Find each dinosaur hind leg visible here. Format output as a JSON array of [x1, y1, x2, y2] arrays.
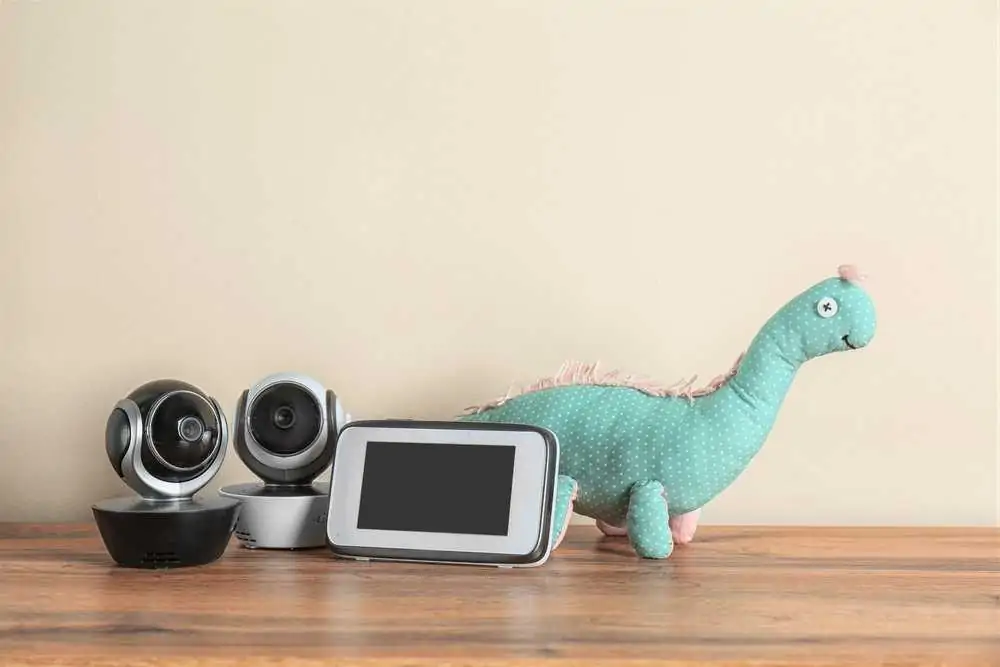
[[669, 509, 701, 545], [550, 475, 579, 550], [626, 480, 673, 559]]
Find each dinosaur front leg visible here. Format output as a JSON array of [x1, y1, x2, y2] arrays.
[[626, 480, 673, 559], [669, 509, 701, 545], [599, 508, 701, 544], [550, 475, 579, 549]]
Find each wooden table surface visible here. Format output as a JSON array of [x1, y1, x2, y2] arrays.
[[0, 523, 996, 666]]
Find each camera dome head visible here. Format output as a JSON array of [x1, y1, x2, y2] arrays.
[[105, 379, 229, 500], [234, 373, 347, 485]]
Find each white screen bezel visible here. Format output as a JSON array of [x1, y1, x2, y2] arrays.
[[327, 425, 550, 557]]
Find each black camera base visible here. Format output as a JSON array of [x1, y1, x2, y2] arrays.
[[92, 495, 240, 569]]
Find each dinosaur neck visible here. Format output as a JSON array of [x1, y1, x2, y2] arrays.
[[726, 325, 802, 426]]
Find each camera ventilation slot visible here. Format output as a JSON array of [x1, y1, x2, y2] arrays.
[[235, 530, 256, 544], [141, 551, 181, 566]]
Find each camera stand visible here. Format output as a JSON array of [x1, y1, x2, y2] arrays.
[[92, 495, 240, 569], [219, 480, 329, 549]]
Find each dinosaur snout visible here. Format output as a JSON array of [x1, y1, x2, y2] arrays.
[[843, 320, 875, 350]]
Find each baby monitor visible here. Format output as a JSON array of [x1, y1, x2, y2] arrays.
[[325, 420, 560, 567], [220, 373, 349, 549], [93, 379, 239, 568]]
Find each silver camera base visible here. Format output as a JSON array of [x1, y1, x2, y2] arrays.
[[219, 481, 329, 549]]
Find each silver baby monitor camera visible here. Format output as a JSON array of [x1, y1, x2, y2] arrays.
[[92, 379, 240, 569], [220, 373, 349, 549]]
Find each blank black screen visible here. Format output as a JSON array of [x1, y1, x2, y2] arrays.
[[356, 441, 516, 536]]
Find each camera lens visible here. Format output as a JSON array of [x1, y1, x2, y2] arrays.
[[146, 391, 220, 473], [177, 415, 205, 442], [272, 406, 296, 430], [249, 383, 321, 456]]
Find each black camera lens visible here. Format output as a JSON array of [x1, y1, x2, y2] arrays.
[[177, 415, 206, 442], [272, 406, 296, 430], [147, 391, 219, 474], [249, 383, 321, 457]]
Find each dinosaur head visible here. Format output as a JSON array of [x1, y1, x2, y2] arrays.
[[770, 264, 877, 363]]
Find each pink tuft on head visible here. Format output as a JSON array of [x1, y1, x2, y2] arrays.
[[838, 264, 865, 283]]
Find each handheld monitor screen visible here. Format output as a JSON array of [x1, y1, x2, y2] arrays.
[[356, 441, 516, 536]]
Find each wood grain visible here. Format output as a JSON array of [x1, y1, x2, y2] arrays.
[[0, 523, 996, 666]]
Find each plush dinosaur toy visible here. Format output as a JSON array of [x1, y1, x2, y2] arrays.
[[458, 265, 876, 559]]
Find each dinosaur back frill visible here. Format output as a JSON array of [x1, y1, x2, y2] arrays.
[[462, 357, 744, 415]]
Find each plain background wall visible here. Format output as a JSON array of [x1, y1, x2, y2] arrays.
[[0, 0, 996, 525]]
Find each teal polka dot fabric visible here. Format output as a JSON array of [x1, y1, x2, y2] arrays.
[[550, 474, 578, 546], [626, 480, 672, 558], [460, 269, 876, 559]]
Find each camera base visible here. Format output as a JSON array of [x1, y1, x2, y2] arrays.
[[92, 495, 240, 569], [219, 481, 329, 549]]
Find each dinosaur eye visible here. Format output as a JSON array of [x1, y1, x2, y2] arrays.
[[816, 297, 839, 318]]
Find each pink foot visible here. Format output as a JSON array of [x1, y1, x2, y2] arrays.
[[669, 509, 701, 545], [596, 519, 628, 537]]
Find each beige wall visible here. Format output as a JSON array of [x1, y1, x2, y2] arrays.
[[0, 1, 996, 525]]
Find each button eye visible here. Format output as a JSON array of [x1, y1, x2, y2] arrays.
[[817, 297, 839, 318]]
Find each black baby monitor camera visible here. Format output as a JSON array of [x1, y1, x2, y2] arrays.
[[93, 379, 240, 568]]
